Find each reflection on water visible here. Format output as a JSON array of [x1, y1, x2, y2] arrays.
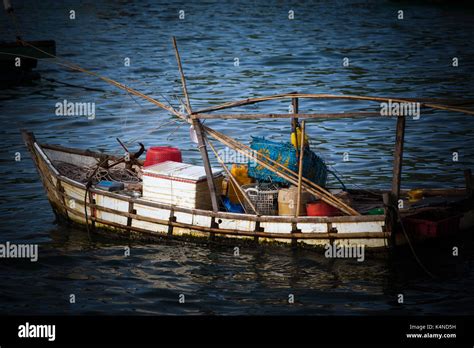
[[0, 0, 473, 315], [1, 225, 472, 315]]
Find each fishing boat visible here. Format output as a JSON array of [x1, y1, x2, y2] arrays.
[[20, 38, 474, 251]]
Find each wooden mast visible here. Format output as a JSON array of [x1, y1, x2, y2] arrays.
[[385, 115, 406, 247], [172, 37, 219, 213]]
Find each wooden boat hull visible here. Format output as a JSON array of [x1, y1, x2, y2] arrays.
[[22, 131, 393, 249], [22, 130, 473, 250]]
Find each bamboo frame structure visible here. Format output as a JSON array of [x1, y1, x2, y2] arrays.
[[203, 125, 360, 216], [193, 93, 474, 116], [10, 39, 474, 220], [192, 112, 381, 120]]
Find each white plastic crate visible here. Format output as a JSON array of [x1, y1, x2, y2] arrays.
[[142, 161, 223, 210]]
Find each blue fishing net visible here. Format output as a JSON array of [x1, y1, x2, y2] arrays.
[[248, 137, 327, 186]]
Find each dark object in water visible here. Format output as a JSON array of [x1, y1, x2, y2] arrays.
[[0, 40, 56, 88]]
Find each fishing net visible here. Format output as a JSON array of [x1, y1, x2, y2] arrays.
[[54, 161, 141, 184], [248, 137, 328, 186]]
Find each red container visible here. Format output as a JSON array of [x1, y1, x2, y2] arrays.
[[403, 212, 461, 239], [143, 147, 182, 167], [306, 201, 342, 216]]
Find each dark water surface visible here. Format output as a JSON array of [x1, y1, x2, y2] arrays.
[[1, 0, 473, 315]]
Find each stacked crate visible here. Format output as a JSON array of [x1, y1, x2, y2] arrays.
[[142, 161, 223, 210]]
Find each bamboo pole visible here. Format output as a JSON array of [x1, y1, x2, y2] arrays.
[[171, 37, 219, 213], [14, 40, 474, 119], [193, 124, 220, 212], [207, 140, 258, 215], [295, 121, 306, 218], [190, 112, 380, 120], [172, 37, 192, 115], [194, 93, 474, 116]]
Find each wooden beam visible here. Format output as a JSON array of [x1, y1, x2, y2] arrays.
[[188, 119, 220, 213], [391, 116, 406, 200], [64, 201, 389, 240], [191, 112, 380, 120], [194, 122, 219, 212]]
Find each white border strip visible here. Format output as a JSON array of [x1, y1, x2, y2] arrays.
[[34, 142, 60, 176]]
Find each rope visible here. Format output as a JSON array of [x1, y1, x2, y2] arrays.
[[55, 161, 140, 184], [166, 121, 185, 141], [327, 169, 346, 191], [42, 77, 107, 92], [125, 78, 178, 112], [327, 165, 383, 197]]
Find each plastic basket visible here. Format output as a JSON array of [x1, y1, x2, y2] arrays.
[[242, 183, 279, 215]]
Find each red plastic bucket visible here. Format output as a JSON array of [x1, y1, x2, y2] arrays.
[[143, 147, 182, 167], [306, 201, 342, 216]]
